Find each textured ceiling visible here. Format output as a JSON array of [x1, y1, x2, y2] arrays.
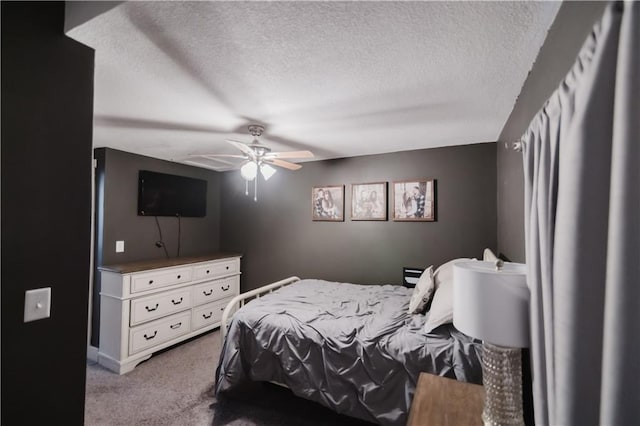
[[68, 1, 560, 169]]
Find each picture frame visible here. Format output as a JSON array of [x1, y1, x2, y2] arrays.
[[312, 185, 345, 221], [351, 182, 387, 221], [392, 179, 436, 221]]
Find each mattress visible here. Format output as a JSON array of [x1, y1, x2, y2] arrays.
[[215, 279, 482, 425]]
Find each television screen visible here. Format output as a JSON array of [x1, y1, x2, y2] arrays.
[[138, 170, 207, 217]]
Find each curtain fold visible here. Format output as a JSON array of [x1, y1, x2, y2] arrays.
[[522, 2, 639, 425], [600, 2, 640, 423]]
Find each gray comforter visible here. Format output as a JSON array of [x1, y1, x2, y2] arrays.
[[215, 279, 482, 425]]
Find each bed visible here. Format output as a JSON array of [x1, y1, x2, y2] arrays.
[[214, 276, 483, 426]]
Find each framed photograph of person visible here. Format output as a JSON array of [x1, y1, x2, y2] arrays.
[[392, 179, 436, 221], [312, 185, 345, 221], [351, 182, 387, 221]]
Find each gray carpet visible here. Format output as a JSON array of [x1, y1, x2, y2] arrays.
[[85, 330, 374, 425]]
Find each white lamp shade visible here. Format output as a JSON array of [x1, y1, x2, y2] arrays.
[[453, 261, 529, 348], [240, 161, 258, 180], [260, 163, 277, 181]]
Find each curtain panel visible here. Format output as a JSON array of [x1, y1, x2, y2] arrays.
[[522, 2, 639, 425]]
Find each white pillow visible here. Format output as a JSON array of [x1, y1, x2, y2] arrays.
[[483, 248, 499, 262], [424, 258, 475, 333], [432, 258, 474, 290], [408, 266, 434, 314]]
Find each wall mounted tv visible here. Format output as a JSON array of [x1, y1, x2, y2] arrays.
[[138, 170, 207, 217]]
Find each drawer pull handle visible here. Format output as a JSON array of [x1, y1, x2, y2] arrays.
[[206, 270, 210, 274], [220, 307, 225, 311], [221, 285, 230, 291], [170, 322, 182, 330], [149, 279, 154, 284], [226, 266, 229, 270], [171, 297, 183, 305], [143, 331, 157, 340], [145, 304, 159, 312], [203, 290, 213, 296], [202, 312, 213, 319], [177, 275, 181, 279]]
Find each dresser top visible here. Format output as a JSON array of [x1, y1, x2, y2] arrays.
[[99, 252, 242, 274]]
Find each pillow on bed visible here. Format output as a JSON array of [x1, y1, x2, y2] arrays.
[[424, 258, 476, 333], [483, 248, 499, 262], [408, 266, 434, 314]]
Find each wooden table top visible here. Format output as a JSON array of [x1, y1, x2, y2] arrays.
[[98, 252, 242, 274], [407, 373, 485, 426]]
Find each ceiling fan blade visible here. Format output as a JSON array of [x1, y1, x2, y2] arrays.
[[183, 160, 232, 171], [227, 140, 256, 158], [266, 158, 303, 171], [264, 150, 314, 159], [94, 115, 230, 134], [188, 154, 246, 159]]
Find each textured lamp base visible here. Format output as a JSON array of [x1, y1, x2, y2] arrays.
[[481, 343, 525, 426]]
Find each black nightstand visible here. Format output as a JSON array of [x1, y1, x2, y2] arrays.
[[403, 266, 425, 288]]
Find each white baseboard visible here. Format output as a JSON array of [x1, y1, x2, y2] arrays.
[[87, 345, 99, 362]]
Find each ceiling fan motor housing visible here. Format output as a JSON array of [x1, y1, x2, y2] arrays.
[[248, 125, 264, 137], [247, 125, 271, 156]]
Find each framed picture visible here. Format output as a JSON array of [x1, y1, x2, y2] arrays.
[[392, 179, 436, 221], [351, 182, 387, 221], [312, 185, 344, 221]]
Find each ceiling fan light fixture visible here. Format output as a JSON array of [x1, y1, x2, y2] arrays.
[[199, 124, 314, 201], [260, 163, 277, 181], [240, 161, 258, 180]]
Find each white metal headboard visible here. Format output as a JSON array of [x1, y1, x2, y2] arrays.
[[220, 276, 301, 342]]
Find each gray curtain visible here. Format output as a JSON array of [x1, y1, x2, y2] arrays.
[[522, 2, 639, 425]]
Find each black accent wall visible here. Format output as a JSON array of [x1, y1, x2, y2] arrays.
[[1, 2, 95, 424], [221, 143, 497, 292], [496, 1, 608, 262], [90, 147, 221, 346]]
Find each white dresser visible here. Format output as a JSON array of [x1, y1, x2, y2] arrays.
[[98, 253, 241, 374]]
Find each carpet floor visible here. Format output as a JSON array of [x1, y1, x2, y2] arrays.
[[85, 330, 374, 425]]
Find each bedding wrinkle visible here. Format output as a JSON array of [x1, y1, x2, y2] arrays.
[[215, 279, 481, 426]]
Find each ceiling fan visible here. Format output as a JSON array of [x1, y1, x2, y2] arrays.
[[189, 125, 314, 201]]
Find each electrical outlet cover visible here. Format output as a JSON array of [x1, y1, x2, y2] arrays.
[[116, 240, 125, 253]]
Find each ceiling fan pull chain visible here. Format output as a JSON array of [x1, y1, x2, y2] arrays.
[[245, 179, 249, 196], [254, 177, 258, 202]]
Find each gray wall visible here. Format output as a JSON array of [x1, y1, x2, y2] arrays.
[[1, 2, 94, 423], [97, 148, 222, 265], [91, 147, 221, 345], [497, 1, 608, 261], [221, 143, 497, 292]]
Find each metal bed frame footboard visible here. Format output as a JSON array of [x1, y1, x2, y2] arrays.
[[220, 276, 301, 342]]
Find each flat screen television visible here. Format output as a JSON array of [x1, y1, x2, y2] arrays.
[[138, 170, 207, 217]]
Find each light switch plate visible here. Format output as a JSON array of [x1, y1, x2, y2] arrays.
[[116, 240, 125, 253], [24, 287, 51, 322]]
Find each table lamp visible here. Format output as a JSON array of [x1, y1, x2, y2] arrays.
[[453, 260, 529, 426]]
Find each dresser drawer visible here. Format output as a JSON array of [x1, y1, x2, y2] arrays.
[[191, 298, 232, 330], [129, 287, 192, 326], [193, 276, 238, 306], [130, 267, 192, 294], [193, 259, 239, 280], [129, 311, 191, 355]]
